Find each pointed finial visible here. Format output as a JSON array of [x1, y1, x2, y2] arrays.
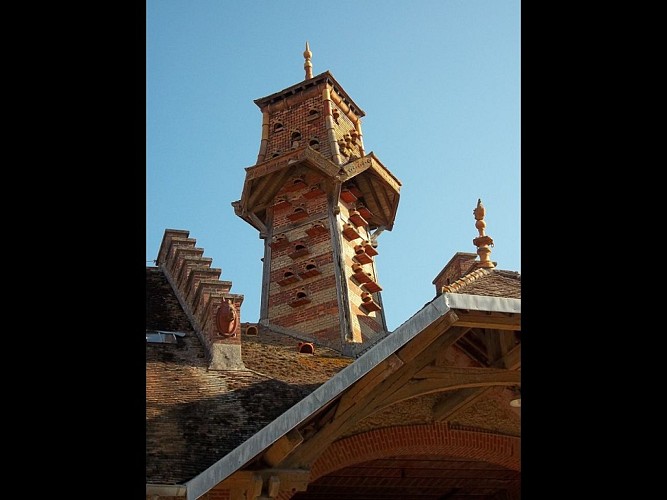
[[304, 41, 313, 80], [472, 199, 495, 268]]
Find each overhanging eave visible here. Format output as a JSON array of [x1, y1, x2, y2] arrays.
[[184, 292, 520, 500]]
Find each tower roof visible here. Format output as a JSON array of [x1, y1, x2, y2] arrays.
[[253, 70, 365, 119]]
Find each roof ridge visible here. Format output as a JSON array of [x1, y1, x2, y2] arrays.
[[441, 267, 491, 293], [493, 269, 521, 278]]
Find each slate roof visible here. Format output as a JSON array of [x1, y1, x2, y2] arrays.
[[146, 267, 352, 485]]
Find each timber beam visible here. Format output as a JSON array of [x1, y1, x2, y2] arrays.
[[432, 387, 493, 421], [281, 320, 470, 469], [452, 310, 520, 331], [263, 429, 304, 467], [380, 366, 521, 409], [215, 469, 310, 500]]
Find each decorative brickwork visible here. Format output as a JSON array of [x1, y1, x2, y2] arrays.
[[238, 70, 400, 355], [338, 199, 385, 345], [156, 229, 245, 370], [432, 252, 479, 292], [310, 422, 520, 482], [148, 48, 519, 500]]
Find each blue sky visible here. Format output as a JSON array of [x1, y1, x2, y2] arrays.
[[146, 0, 520, 332]]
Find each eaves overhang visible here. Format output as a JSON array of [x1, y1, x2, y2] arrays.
[[254, 70, 365, 118], [183, 292, 520, 499], [340, 152, 402, 231], [234, 147, 403, 232], [234, 146, 341, 230]]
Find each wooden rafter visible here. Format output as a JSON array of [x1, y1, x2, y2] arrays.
[[280, 318, 468, 469], [263, 429, 304, 467], [483, 329, 517, 365], [432, 387, 493, 421], [352, 172, 395, 229], [452, 310, 521, 331], [247, 163, 303, 214], [351, 174, 381, 225], [378, 366, 520, 409], [367, 175, 395, 228], [334, 354, 404, 419], [215, 469, 310, 500], [245, 211, 267, 234], [433, 328, 521, 422], [246, 171, 279, 208], [493, 344, 521, 370]]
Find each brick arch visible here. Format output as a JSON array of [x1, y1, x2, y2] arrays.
[[310, 422, 520, 481]]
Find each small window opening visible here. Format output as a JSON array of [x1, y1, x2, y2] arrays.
[[291, 131, 302, 148], [146, 330, 185, 344], [298, 342, 315, 354]]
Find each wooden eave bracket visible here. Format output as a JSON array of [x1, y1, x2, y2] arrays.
[[216, 468, 310, 500], [452, 309, 521, 331], [263, 429, 304, 467]]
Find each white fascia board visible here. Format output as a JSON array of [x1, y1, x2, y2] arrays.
[[443, 293, 521, 314], [184, 292, 520, 499]]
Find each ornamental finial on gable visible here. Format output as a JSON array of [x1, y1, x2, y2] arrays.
[[304, 41, 313, 79], [473, 199, 495, 268]]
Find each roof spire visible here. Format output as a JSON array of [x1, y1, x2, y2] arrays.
[[472, 199, 495, 268], [303, 41, 313, 80]]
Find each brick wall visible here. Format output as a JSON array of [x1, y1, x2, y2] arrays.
[[338, 202, 385, 344], [264, 93, 331, 162], [432, 252, 479, 293], [256, 77, 388, 352], [156, 229, 245, 369], [310, 422, 521, 481], [264, 167, 389, 351], [266, 169, 344, 349]]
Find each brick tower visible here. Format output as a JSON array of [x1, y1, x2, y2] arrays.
[[233, 43, 401, 355]]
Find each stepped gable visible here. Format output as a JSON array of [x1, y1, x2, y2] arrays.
[[147, 242, 318, 484], [156, 229, 244, 370]]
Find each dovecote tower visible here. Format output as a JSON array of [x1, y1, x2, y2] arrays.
[[233, 44, 401, 355]]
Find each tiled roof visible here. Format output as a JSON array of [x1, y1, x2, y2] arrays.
[[441, 268, 521, 299], [146, 262, 520, 485], [146, 268, 316, 485], [146, 267, 193, 333], [242, 327, 354, 388]]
